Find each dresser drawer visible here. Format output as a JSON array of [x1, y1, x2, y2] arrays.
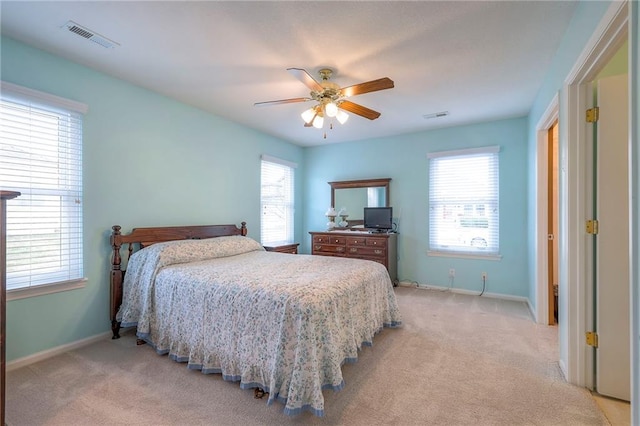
[[346, 236, 367, 246], [347, 246, 386, 258], [366, 237, 386, 247], [313, 235, 347, 245], [313, 244, 346, 254]]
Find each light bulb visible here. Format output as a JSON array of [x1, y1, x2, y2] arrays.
[[336, 110, 349, 124], [325, 101, 338, 117], [312, 114, 324, 129], [301, 108, 315, 124]]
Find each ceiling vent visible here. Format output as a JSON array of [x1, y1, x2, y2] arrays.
[[62, 21, 119, 49], [423, 111, 449, 119]]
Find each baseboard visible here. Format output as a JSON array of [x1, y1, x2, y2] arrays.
[[526, 299, 538, 322], [397, 280, 530, 303], [7, 331, 112, 372], [558, 358, 568, 381]]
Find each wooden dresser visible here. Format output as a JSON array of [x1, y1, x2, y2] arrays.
[[309, 231, 397, 283]]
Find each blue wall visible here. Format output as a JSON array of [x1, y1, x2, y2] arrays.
[[1, 36, 304, 361], [304, 117, 530, 297]]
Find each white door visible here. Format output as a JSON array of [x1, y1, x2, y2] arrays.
[[595, 73, 630, 401]]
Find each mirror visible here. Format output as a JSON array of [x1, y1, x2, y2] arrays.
[[329, 178, 391, 227]]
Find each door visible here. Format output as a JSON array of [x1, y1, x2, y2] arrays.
[[594, 73, 630, 401], [548, 121, 559, 324]]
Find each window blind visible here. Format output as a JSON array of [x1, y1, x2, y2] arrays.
[[0, 82, 86, 290], [428, 146, 500, 255], [260, 155, 295, 245]]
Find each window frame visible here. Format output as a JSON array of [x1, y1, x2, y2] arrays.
[[427, 146, 501, 260], [1, 81, 88, 300]]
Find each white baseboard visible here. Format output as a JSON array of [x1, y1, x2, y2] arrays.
[[7, 331, 112, 372], [558, 358, 568, 381], [526, 299, 538, 322], [397, 280, 530, 303]]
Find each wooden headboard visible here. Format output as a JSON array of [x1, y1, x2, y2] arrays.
[[109, 222, 247, 339]]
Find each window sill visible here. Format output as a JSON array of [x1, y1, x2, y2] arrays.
[[7, 278, 88, 301], [427, 250, 502, 261]]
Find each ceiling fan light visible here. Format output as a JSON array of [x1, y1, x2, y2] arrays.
[[325, 101, 338, 117], [301, 108, 316, 124], [312, 114, 324, 129], [336, 110, 349, 124]]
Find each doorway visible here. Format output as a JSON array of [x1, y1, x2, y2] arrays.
[[547, 121, 559, 325]]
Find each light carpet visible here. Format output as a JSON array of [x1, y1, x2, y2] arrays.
[[6, 287, 608, 425]]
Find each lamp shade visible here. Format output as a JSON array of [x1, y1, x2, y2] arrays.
[[336, 109, 349, 124], [325, 101, 338, 117], [312, 114, 324, 129], [301, 108, 316, 124]]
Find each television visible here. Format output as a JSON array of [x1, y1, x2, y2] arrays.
[[364, 207, 393, 232]]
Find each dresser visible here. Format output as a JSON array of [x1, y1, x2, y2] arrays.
[[309, 231, 397, 283]]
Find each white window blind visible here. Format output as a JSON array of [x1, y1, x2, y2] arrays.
[[0, 82, 86, 290], [260, 155, 295, 246], [428, 146, 500, 256]]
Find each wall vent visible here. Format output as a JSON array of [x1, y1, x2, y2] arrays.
[[62, 21, 119, 49], [423, 111, 450, 119]]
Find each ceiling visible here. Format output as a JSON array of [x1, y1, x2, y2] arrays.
[[0, 1, 578, 147]]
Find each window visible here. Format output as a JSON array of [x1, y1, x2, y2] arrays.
[[1, 82, 87, 295], [260, 155, 296, 246], [428, 146, 500, 257]]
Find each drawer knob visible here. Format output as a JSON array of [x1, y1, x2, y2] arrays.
[[375, 249, 383, 255], [337, 247, 344, 252], [350, 248, 358, 253], [315, 245, 321, 250]]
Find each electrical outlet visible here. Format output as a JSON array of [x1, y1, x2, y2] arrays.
[[481, 272, 488, 280], [449, 268, 455, 277]]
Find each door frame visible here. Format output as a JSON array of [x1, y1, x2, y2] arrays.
[[535, 94, 558, 327], [562, 0, 628, 388]]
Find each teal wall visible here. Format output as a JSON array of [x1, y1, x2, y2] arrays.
[[303, 117, 530, 297], [1, 36, 304, 362]]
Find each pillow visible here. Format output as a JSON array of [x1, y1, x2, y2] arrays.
[[150, 235, 265, 268]]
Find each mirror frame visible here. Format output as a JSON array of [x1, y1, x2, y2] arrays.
[[329, 177, 391, 211]]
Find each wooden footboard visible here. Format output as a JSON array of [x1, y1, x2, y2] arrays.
[[109, 222, 247, 339]]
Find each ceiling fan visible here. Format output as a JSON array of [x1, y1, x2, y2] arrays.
[[254, 68, 394, 131]]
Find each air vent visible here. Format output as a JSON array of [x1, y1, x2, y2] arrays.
[[423, 111, 450, 119], [62, 21, 119, 49]]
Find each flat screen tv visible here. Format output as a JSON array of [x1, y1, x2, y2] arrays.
[[364, 207, 393, 232]]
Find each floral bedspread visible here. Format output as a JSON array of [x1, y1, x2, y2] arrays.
[[117, 236, 401, 416]]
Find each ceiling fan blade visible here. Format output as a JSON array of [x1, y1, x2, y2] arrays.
[[341, 77, 394, 98], [339, 100, 381, 120], [254, 97, 311, 107], [287, 68, 324, 92]]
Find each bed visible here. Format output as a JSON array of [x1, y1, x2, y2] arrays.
[[109, 222, 401, 416]]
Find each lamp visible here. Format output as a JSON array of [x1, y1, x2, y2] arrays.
[[312, 113, 324, 129], [325, 206, 338, 230], [324, 101, 338, 117], [301, 107, 316, 124], [300, 101, 349, 133], [336, 109, 349, 124]]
